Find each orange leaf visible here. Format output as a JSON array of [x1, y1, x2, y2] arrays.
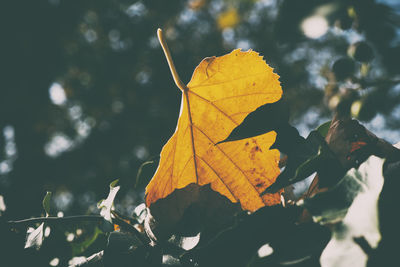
[[146, 48, 282, 212]]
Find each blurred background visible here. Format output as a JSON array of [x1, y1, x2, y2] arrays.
[[0, 0, 399, 266]]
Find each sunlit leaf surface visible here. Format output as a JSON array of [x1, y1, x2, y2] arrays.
[[146, 49, 282, 211]]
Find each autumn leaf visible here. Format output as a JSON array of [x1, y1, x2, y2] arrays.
[[145, 29, 282, 212]]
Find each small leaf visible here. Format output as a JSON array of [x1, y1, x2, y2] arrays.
[[98, 179, 120, 222], [25, 223, 44, 249], [42, 191, 52, 216]]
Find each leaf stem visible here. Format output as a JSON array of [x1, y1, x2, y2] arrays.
[[157, 28, 188, 91]]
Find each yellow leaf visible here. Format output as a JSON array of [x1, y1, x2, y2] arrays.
[[146, 48, 282, 212], [217, 8, 240, 30]]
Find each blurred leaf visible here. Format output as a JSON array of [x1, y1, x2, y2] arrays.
[[189, 0, 207, 10], [348, 41, 374, 63], [217, 7, 240, 30], [98, 179, 120, 222], [332, 57, 355, 80]]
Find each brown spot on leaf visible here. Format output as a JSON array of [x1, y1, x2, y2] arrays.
[[256, 182, 264, 188], [250, 146, 263, 156]]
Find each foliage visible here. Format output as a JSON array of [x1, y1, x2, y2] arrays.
[[1, 0, 400, 266]]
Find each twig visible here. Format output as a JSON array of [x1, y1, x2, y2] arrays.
[[8, 215, 104, 227]]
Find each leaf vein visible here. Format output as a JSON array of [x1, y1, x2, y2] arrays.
[[192, 123, 265, 204], [195, 154, 239, 202], [211, 92, 278, 104], [188, 91, 239, 125]]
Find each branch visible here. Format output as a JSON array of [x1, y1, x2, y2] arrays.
[[8, 215, 104, 227]]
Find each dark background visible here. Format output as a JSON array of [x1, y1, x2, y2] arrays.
[[0, 0, 399, 266]]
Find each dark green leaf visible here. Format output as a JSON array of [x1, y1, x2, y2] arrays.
[[262, 130, 324, 194]]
